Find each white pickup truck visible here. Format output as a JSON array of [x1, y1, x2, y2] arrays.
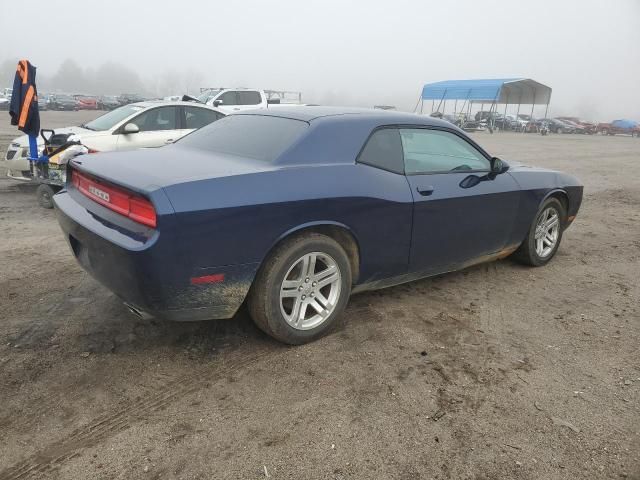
[[194, 88, 303, 113]]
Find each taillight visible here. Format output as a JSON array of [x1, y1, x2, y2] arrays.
[[71, 170, 157, 228]]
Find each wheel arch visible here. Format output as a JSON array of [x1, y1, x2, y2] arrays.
[[542, 189, 569, 219], [264, 221, 361, 284]]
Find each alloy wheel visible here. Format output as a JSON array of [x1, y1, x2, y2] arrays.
[[534, 207, 560, 258], [279, 252, 342, 330]]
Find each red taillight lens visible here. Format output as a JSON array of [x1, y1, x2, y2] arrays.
[[71, 170, 157, 228]]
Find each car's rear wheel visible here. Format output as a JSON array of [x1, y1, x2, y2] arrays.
[[36, 184, 56, 209], [513, 197, 565, 267], [248, 233, 352, 344]]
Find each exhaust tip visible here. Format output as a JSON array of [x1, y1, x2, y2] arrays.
[[123, 302, 154, 320]]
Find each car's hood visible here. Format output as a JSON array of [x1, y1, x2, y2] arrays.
[[13, 126, 108, 146], [70, 145, 276, 195], [506, 161, 553, 172]]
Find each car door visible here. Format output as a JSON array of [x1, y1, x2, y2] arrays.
[[215, 91, 240, 112], [401, 127, 521, 274], [236, 91, 263, 110], [181, 106, 225, 136], [116, 106, 180, 150]]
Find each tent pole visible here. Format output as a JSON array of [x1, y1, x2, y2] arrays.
[[544, 100, 549, 120], [503, 94, 508, 132], [516, 91, 522, 133], [530, 88, 536, 121], [454, 99, 458, 114]]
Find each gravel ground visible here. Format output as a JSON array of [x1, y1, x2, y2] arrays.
[[0, 112, 638, 480]]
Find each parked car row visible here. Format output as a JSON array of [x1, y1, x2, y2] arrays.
[[462, 112, 638, 136], [6, 92, 153, 112]]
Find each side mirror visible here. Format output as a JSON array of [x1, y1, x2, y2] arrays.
[[123, 123, 139, 134], [212, 99, 223, 107], [490, 157, 505, 174]]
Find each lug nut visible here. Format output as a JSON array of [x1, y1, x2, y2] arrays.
[[305, 278, 310, 283], [310, 292, 315, 297], [312, 282, 317, 287], [298, 286, 303, 291], [301, 295, 306, 300]]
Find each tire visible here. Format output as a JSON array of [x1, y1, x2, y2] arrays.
[[247, 233, 352, 345], [36, 184, 56, 209], [601, 129, 609, 136], [513, 197, 566, 267]]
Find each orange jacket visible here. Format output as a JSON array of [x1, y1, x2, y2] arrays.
[[9, 59, 40, 137]]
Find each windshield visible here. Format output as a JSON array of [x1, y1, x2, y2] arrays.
[[196, 90, 222, 103], [83, 105, 145, 131], [57, 95, 74, 101], [178, 114, 308, 162]]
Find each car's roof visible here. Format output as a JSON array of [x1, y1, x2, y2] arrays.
[[131, 100, 223, 110], [236, 106, 454, 128]]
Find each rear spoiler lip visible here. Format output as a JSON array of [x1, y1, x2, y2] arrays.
[[68, 159, 162, 197]]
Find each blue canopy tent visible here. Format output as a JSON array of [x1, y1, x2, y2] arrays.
[[419, 78, 552, 130]]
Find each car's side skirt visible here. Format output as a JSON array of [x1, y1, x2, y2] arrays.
[[351, 243, 520, 294]]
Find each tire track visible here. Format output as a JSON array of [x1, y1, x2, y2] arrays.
[[0, 344, 280, 480]]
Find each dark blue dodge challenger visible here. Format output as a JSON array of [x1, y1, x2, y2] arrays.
[[54, 107, 583, 344]]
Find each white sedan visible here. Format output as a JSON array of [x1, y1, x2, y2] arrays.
[[4, 101, 225, 181]]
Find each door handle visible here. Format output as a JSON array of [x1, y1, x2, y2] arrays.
[[165, 139, 174, 144], [416, 185, 434, 196]]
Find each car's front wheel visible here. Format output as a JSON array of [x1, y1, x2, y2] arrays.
[[248, 233, 352, 344], [513, 197, 566, 267]]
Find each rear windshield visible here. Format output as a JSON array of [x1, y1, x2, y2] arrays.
[[178, 114, 308, 162]]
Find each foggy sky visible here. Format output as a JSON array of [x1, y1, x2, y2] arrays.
[[1, 0, 639, 120]]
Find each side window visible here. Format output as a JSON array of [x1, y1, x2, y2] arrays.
[[399, 128, 490, 174], [357, 128, 404, 174], [129, 107, 177, 132], [218, 91, 238, 106], [237, 91, 262, 105], [184, 107, 224, 130]]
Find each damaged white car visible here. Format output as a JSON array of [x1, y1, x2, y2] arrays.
[[4, 101, 225, 181]]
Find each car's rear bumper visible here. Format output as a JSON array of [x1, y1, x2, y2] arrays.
[[54, 189, 256, 321]]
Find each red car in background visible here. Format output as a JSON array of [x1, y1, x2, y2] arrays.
[[74, 95, 99, 110], [596, 119, 640, 137]]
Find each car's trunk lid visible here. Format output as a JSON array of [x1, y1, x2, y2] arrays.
[[69, 145, 275, 196]]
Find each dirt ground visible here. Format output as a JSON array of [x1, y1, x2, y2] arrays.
[[0, 111, 638, 480]]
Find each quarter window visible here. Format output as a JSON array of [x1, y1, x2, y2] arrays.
[[399, 128, 490, 174], [357, 128, 404, 174]]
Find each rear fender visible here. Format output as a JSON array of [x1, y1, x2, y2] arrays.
[[262, 220, 361, 283]]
